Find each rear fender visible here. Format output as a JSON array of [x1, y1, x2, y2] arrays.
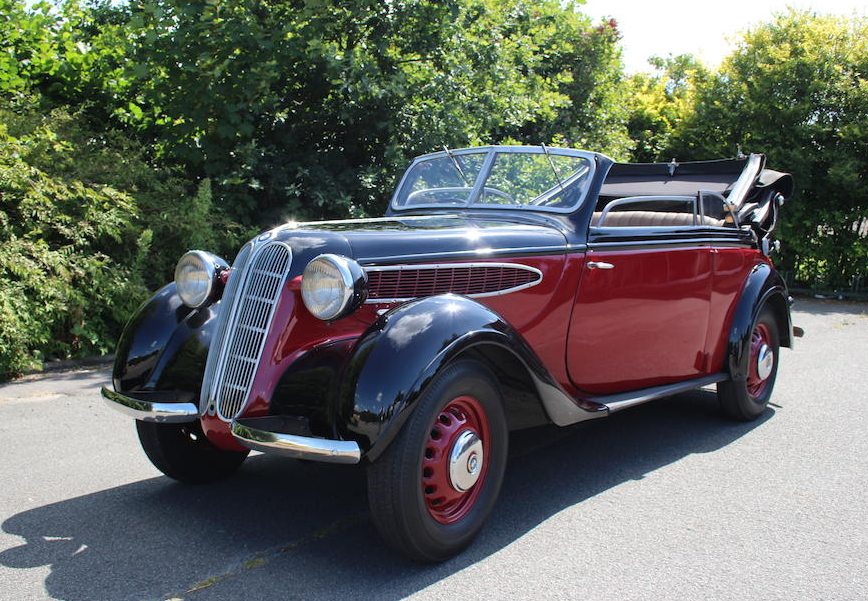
[[727, 263, 793, 381], [338, 294, 604, 462]]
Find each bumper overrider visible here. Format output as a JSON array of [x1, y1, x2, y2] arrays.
[[101, 387, 361, 464]]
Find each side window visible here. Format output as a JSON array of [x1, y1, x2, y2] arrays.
[[698, 191, 737, 228], [592, 196, 698, 228]]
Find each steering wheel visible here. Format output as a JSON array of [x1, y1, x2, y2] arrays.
[[406, 187, 473, 205], [481, 187, 515, 203]]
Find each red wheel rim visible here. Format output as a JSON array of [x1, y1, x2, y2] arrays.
[[747, 322, 773, 398], [421, 395, 490, 525]]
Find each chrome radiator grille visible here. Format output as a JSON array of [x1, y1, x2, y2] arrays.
[[201, 241, 292, 421]]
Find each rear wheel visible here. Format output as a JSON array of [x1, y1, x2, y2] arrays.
[[136, 420, 249, 484], [718, 305, 780, 421], [367, 360, 508, 562]]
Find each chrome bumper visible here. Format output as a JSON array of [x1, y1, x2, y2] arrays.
[[231, 418, 361, 464], [101, 387, 199, 423]]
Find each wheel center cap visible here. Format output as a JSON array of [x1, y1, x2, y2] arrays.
[[448, 430, 484, 492], [756, 344, 773, 380]]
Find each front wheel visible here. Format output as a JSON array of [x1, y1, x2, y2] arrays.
[[717, 305, 780, 421], [367, 360, 508, 562], [136, 420, 249, 484]]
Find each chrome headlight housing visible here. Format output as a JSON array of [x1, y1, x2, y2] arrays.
[[174, 250, 228, 309], [301, 254, 367, 321]]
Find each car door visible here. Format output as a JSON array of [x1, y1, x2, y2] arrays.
[[566, 196, 714, 395]]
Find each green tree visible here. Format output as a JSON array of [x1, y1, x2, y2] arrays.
[[666, 10, 868, 288], [625, 54, 708, 162], [114, 0, 630, 222]]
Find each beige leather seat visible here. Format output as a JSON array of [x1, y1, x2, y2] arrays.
[[591, 211, 723, 227]]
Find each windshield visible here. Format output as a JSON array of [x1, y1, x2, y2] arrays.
[[392, 147, 594, 212]]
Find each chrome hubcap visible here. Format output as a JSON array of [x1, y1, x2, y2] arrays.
[[448, 430, 484, 492], [756, 344, 774, 380]]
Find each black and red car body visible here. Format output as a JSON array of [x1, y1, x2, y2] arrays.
[[103, 146, 797, 561]]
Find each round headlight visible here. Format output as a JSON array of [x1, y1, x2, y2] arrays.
[[301, 254, 367, 321], [174, 250, 228, 309]]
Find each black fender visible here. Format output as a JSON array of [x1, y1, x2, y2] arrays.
[[726, 263, 793, 381], [337, 294, 605, 462], [112, 283, 216, 398]]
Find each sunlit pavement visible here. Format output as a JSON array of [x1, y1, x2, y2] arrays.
[[1, 298, 866, 601]]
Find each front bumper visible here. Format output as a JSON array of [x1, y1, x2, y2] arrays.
[[231, 416, 361, 464], [101, 387, 199, 423], [102, 387, 361, 464]]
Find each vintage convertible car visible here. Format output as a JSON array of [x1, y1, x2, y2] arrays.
[[103, 145, 798, 562]]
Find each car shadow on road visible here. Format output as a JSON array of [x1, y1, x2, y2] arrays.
[[0, 390, 771, 601]]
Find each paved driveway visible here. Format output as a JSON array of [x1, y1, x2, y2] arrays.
[[0, 299, 866, 601]]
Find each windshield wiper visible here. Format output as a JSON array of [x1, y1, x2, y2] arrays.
[[443, 145, 470, 186], [541, 143, 565, 193]]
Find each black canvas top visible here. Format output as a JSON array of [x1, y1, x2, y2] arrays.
[[600, 158, 748, 198]]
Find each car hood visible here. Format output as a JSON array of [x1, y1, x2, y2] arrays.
[[267, 214, 568, 268]]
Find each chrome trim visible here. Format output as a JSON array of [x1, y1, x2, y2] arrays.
[[231, 420, 361, 464], [727, 153, 764, 211], [597, 195, 697, 227], [594, 374, 728, 413], [363, 261, 543, 303], [301, 253, 364, 320], [358, 245, 575, 265], [200, 243, 254, 414], [588, 236, 754, 250], [206, 241, 293, 421], [390, 145, 600, 214], [101, 387, 199, 423], [587, 261, 614, 270], [757, 344, 773, 380], [174, 250, 229, 309], [448, 430, 483, 492]]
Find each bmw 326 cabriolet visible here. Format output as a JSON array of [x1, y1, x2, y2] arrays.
[[103, 145, 797, 561]]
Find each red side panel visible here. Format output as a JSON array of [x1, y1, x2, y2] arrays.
[[478, 254, 580, 395], [706, 249, 764, 372], [567, 247, 713, 395]]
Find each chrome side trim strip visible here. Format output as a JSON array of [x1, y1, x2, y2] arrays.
[[357, 245, 578, 265], [231, 420, 361, 464], [593, 374, 728, 413], [363, 262, 543, 303], [588, 237, 754, 250], [101, 387, 199, 423]]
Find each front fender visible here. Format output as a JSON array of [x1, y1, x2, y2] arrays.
[[338, 294, 602, 462], [112, 283, 215, 397], [727, 263, 793, 380]]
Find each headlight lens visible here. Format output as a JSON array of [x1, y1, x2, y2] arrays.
[[301, 254, 367, 321], [174, 250, 228, 309]]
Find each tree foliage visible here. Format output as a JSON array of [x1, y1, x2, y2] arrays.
[[662, 10, 868, 288], [2, 1, 867, 378]]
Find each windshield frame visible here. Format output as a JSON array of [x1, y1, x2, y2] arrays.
[[389, 145, 598, 214]]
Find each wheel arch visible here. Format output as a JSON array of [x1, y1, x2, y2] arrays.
[[113, 282, 216, 396], [726, 262, 793, 381], [338, 294, 600, 462]]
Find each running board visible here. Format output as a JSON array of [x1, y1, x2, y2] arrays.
[[588, 373, 728, 414]]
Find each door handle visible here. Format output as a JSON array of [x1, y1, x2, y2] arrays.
[[587, 261, 615, 270]]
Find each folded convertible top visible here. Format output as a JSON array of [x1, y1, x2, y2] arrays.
[[601, 157, 793, 202]]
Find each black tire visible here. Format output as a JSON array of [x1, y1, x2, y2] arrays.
[[136, 420, 249, 484], [717, 305, 780, 421], [367, 360, 508, 562]]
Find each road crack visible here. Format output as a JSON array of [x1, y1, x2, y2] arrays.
[[157, 514, 366, 600]]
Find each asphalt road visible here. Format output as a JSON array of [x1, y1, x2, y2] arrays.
[[1, 299, 866, 601]]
